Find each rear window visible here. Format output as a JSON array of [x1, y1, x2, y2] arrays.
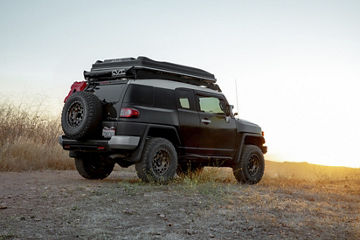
[[87, 82, 127, 103]]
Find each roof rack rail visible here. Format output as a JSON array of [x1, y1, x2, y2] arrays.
[[83, 56, 221, 91]]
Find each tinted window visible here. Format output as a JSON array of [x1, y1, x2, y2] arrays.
[[123, 84, 154, 106], [154, 88, 176, 109], [88, 83, 127, 103], [198, 96, 225, 114]]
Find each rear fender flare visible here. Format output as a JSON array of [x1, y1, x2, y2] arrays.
[[129, 124, 181, 163]]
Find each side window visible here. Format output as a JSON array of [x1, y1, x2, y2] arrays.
[[179, 98, 190, 109], [123, 84, 154, 106], [198, 96, 225, 114], [175, 89, 196, 111], [154, 88, 176, 109]]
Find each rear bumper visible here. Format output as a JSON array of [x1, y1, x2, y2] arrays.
[[58, 135, 140, 151]]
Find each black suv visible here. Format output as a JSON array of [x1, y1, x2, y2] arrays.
[[59, 57, 267, 184]]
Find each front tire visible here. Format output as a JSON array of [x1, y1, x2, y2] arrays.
[[75, 154, 114, 180], [135, 138, 178, 183], [233, 145, 265, 184]]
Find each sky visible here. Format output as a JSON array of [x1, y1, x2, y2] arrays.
[[1, 0, 360, 167]]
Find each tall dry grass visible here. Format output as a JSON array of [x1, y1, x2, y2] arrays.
[[0, 103, 73, 171]]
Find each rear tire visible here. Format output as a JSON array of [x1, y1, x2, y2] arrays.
[[135, 138, 178, 183], [75, 154, 114, 180], [233, 145, 265, 184]]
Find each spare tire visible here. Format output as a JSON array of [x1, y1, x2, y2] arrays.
[[61, 91, 103, 140]]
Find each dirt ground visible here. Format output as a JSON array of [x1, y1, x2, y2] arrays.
[[0, 167, 359, 240]]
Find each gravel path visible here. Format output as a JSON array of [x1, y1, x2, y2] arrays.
[[0, 169, 359, 240]]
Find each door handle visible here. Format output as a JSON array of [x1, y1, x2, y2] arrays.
[[201, 118, 211, 124]]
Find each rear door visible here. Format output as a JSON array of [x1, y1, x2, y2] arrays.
[[195, 92, 237, 157], [175, 88, 201, 154]]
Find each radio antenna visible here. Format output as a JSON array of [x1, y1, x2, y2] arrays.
[[235, 79, 239, 113]]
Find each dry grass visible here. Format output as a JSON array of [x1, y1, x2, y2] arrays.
[[0, 103, 73, 171], [261, 161, 360, 196], [1, 101, 359, 190], [174, 165, 360, 238], [176, 163, 360, 196]]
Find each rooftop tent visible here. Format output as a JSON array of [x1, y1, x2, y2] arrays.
[[83, 56, 221, 91]]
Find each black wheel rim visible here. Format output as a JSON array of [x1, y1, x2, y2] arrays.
[[67, 101, 84, 127], [152, 149, 170, 176], [248, 154, 260, 177]]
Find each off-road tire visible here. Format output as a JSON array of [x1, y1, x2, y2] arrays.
[[177, 162, 204, 176], [61, 91, 103, 140], [135, 138, 178, 183], [233, 145, 265, 184], [75, 154, 114, 179]]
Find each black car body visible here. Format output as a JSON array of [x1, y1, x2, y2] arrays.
[[59, 57, 267, 184]]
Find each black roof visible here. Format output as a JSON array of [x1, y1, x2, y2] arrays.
[[83, 57, 220, 91]]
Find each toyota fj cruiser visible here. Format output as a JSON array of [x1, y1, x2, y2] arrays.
[[59, 57, 267, 184]]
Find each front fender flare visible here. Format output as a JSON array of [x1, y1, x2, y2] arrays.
[[235, 133, 266, 164]]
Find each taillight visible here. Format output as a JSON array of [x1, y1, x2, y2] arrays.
[[120, 108, 140, 118], [262, 131, 264, 137]]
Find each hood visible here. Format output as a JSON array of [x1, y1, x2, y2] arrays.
[[236, 118, 262, 134]]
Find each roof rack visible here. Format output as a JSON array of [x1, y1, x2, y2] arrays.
[[83, 56, 221, 91]]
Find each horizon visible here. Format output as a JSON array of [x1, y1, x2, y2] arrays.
[[1, 0, 359, 168]]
